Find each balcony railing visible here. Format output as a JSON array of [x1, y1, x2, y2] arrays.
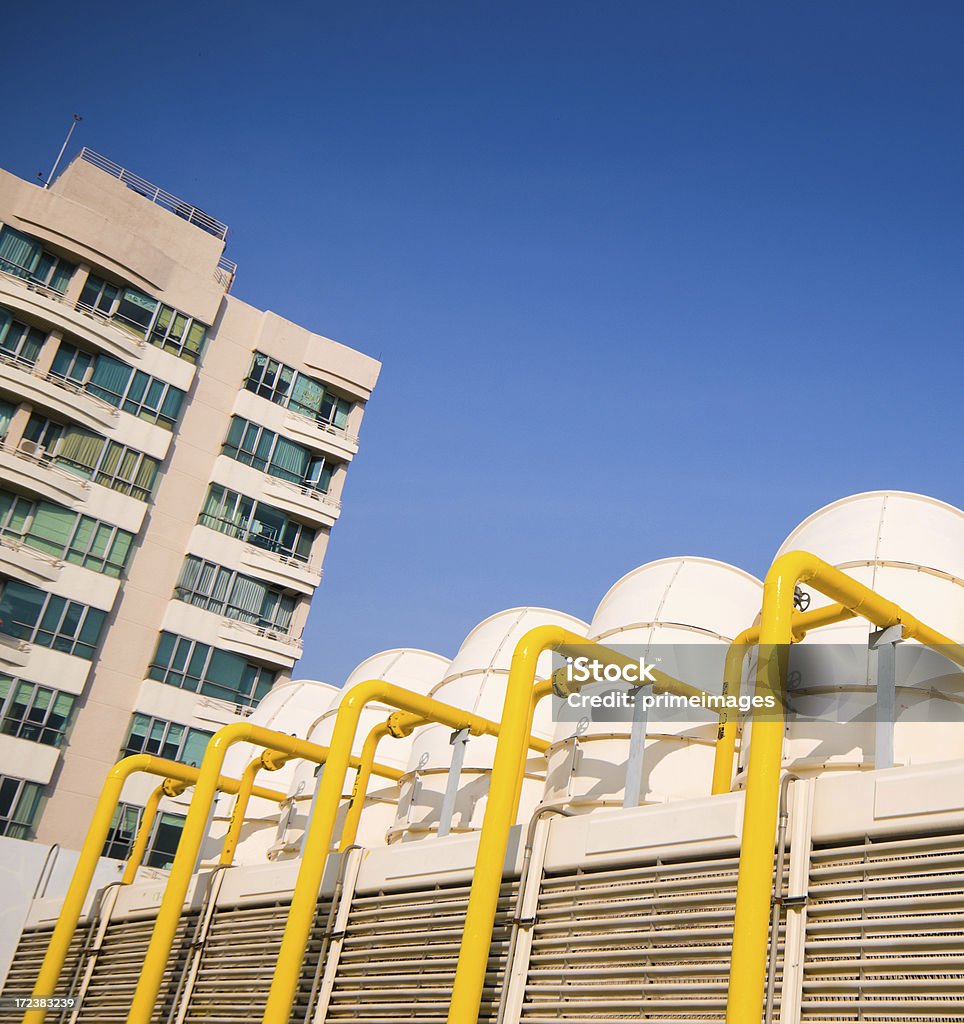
[[220, 616, 304, 648], [78, 148, 231, 241], [0, 439, 92, 492], [265, 474, 341, 511], [0, 347, 120, 420]]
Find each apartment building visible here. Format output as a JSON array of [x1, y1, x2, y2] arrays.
[[0, 149, 379, 858]]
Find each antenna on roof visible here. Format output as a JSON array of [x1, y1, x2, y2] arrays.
[[42, 114, 83, 189]]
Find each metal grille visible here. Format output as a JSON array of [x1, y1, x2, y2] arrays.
[[520, 854, 741, 1020], [71, 913, 197, 1022], [801, 831, 964, 1022], [0, 925, 84, 1023], [182, 899, 331, 1023], [325, 880, 518, 1022]]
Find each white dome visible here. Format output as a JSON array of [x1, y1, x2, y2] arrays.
[[546, 558, 764, 811], [763, 491, 964, 777], [392, 607, 589, 842]]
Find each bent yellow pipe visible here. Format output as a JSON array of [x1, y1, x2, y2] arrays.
[[24, 755, 283, 1024], [125, 725, 373, 1024], [726, 551, 963, 1024], [262, 680, 517, 1024], [446, 628, 704, 1024], [710, 602, 857, 795]]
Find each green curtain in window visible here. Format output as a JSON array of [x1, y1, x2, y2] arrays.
[[0, 400, 13, 441], [0, 307, 11, 343], [0, 228, 42, 277], [26, 503, 77, 558], [270, 437, 310, 482], [56, 427, 104, 477], [88, 356, 133, 406]]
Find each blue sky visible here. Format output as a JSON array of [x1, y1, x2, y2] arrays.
[[3, 3, 961, 682]]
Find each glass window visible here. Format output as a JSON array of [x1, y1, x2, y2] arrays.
[[121, 713, 212, 764], [50, 342, 94, 384], [0, 307, 47, 366], [145, 811, 186, 869], [0, 399, 13, 440], [102, 803, 141, 860], [87, 357, 184, 429], [243, 352, 354, 430], [0, 578, 106, 659], [198, 484, 315, 561], [222, 417, 338, 493], [78, 274, 119, 316], [174, 556, 296, 630], [30, 252, 76, 293], [0, 774, 44, 838], [114, 288, 158, 336], [0, 677, 75, 746], [148, 631, 276, 709], [0, 227, 42, 279]]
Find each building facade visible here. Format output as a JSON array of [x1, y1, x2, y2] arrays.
[[0, 149, 379, 856]]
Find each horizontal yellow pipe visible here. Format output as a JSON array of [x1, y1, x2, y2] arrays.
[[726, 552, 962, 1024]]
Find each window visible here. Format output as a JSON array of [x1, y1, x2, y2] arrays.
[[37, 415, 160, 502], [0, 400, 13, 440], [0, 306, 47, 367], [0, 227, 75, 293], [49, 341, 94, 384], [0, 774, 44, 838], [102, 802, 141, 860], [101, 803, 186, 868], [87, 355, 185, 429], [199, 485, 316, 561], [77, 274, 208, 363], [174, 556, 296, 631], [121, 713, 212, 766], [245, 351, 352, 430], [148, 631, 276, 709], [0, 675, 75, 747], [0, 490, 135, 577], [222, 417, 334, 493], [0, 578, 107, 659]]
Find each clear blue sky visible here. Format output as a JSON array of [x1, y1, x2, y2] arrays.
[[3, 3, 961, 683]]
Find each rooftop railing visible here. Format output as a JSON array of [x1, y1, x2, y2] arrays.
[[78, 148, 230, 240]]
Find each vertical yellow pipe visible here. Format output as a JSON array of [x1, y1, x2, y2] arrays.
[[122, 782, 185, 885], [725, 553, 961, 1023], [261, 682, 501, 1024], [126, 724, 343, 1024], [448, 625, 583, 1024], [339, 724, 391, 851], [219, 758, 263, 867]]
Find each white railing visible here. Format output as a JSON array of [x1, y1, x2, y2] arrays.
[[0, 532, 64, 568], [195, 694, 257, 719], [243, 543, 322, 577], [78, 148, 230, 240], [0, 440, 91, 491], [0, 348, 120, 419], [220, 616, 304, 648], [265, 474, 342, 511], [285, 404, 359, 445]]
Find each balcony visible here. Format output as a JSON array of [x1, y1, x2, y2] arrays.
[[0, 633, 30, 670], [239, 544, 322, 596], [0, 350, 120, 434], [0, 440, 89, 508], [217, 618, 304, 670], [281, 408, 359, 461], [262, 476, 341, 528], [0, 270, 148, 366], [0, 534, 61, 587]]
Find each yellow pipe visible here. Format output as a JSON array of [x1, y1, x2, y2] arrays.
[[24, 755, 284, 1024], [122, 782, 185, 885], [710, 603, 857, 794], [219, 757, 264, 867], [447, 627, 705, 1024], [125, 725, 373, 1024], [726, 551, 963, 1024], [262, 680, 518, 1024]]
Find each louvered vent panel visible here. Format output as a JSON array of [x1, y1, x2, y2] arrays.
[[801, 831, 964, 1022], [520, 854, 742, 1021], [0, 926, 84, 1023], [72, 912, 197, 1022], [182, 899, 331, 1023], [326, 880, 518, 1022]]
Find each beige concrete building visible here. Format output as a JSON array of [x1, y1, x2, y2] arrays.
[[0, 149, 379, 857]]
